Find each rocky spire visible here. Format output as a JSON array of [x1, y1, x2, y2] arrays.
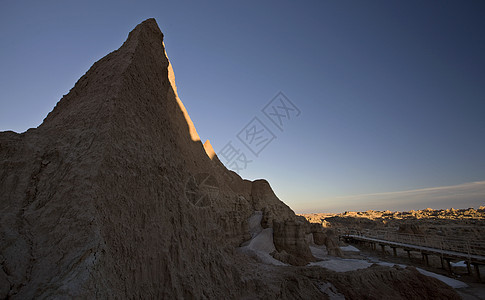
[[0, 18, 459, 300], [203, 139, 216, 159]]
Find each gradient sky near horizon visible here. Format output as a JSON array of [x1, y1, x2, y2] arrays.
[[1, 1, 484, 213]]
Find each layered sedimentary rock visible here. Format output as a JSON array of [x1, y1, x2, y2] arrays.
[[272, 219, 315, 265], [322, 229, 343, 257], [301, 207, 485, 242], [0, 19, 461, 299], [0, 18, 310, 299]]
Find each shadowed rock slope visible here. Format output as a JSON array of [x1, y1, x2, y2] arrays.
[[0, 19, 460, 299]]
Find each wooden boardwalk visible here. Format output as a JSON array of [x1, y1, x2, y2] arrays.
[[341, 232, 485, 282]]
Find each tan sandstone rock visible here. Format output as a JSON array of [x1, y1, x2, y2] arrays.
[[0, 19, 461, 299]]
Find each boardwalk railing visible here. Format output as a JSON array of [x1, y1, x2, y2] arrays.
[[340, 229, 485, 258]]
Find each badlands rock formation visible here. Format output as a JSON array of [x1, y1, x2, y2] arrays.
[[301, 207, 485, 241], [0, 19, 461, 299]]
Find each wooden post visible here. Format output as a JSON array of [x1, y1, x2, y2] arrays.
[[380, 244, 386, 254], [391, 247, 397, 257], [466, 261, 472, 275], [405, 249, 411, 259], [445, 258, 452, 274], [440, 256, 445, 269], [422, 253, 429, 266], [473, 264, 481, 283]]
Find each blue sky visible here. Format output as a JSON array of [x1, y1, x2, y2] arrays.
[[1, 1, 484, 213]]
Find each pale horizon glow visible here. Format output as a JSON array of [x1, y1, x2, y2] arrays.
[[297, 181, 485, 214]]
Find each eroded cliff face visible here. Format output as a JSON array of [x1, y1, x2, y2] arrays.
[[0, 18, 311, 299], [0, 19, 461, 299]]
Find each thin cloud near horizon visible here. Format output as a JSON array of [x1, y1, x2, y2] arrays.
[[335, 181, 485, 199], [300, 181, 485, 214]]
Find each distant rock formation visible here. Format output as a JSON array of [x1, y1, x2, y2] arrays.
[[301, 207, 485, 242], [0, 19, 460, 299]]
